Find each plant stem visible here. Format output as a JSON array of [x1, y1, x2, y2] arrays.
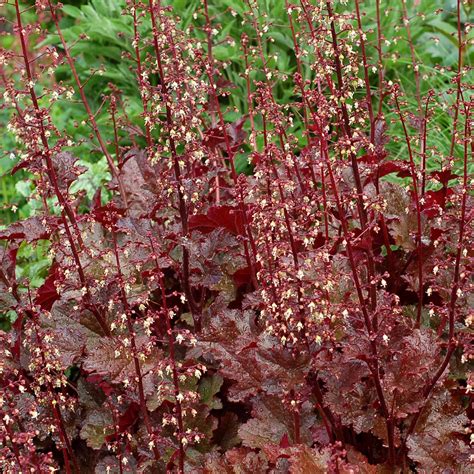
[[47, 1, 129, 207]]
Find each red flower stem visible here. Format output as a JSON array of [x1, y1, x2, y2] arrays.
[[108, 403, 124, 474], [401, 0, 422, 115], [405, 100, 470, 439], [449, 0, 464, 158], [354, 0, 393, 261], [131, 2, 152, 148], [30, 317, 78, 473], [293, 410, 301, 444], [159, 276, 185, 472], [149, 237, 185, 472], [299, 0, 336, 96], [282, 6, 322, 194], [14, 1, 83, 249], [202, 0, 217, 127], [246, 2, 305, 191], [320, 162, 330, 242], [111, 232, 160, 461], [285, 0, 309, 134], [199, 7, 259, 286], [311, 374, 343, 443], [245, 1, 310, 196], [109, 94, 123, 168], [202, 0, 259, 262], [14, 0, 110, 336], [315, 403, 335, 444], [354, 0, 374, 141], [322, 132, 395, 464], [402, 0, 432, 212], [51, 401, 76, 473], [201, 0, 225, 204], [375, 0, 384, 117], [393, 94, 423, 328], [47, 1, 129, 207], [2, 420, 22, 468], [325, 1, 378, 320], [420, 92, 432, 196], [148, 0, 202, 325], [242, 35, 257, 152]]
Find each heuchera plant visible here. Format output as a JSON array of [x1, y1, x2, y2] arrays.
[[0, 0, 472, 472]]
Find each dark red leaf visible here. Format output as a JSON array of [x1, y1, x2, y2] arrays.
[[118, 403, 140, 433], [0, 216, 60, 243], [92, 201, 126, 229], [203, 116, 247, 153], [91, 187, 102, 211], [364, 160, 411, 185], [52, 151, 86, 191], [189, 205, 246, 235], [422, 188, 453, 218], [250, 152, 263, 166], [86, 375, 115, 396], [105, 403, 140, 442], [232, 262, 261, 287], [216, 77, 237, 90], [0, 246, 17, 283], [280, 433, 291, 448], [358, 154, 379, 164], [35, 262, 60, 311], [374, 117, 389, 147], [430, 170, 458, 186], [308, 122, 321, 134]]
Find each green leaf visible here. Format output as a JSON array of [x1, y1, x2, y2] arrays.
[[199, 375, 224, 410], [235, 153, 253, 175], [80, 409, 114, 449], [15, 180, 32, 198], [213, 45, 237, 61], [61, 5, 83, 19]]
